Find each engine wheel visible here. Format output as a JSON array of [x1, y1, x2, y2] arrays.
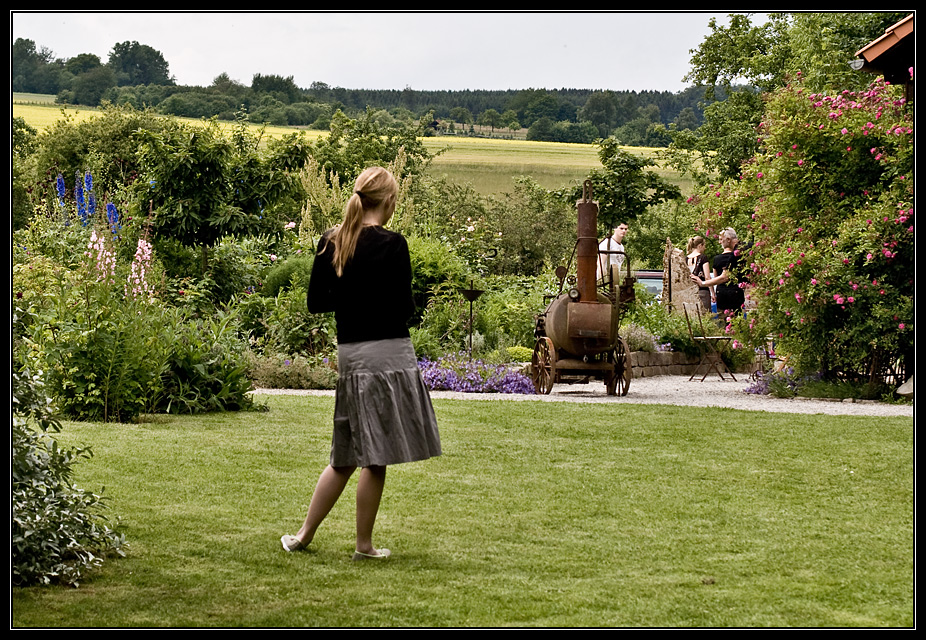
[[606, 337, 632, 396], [531, 337, 556, 395]]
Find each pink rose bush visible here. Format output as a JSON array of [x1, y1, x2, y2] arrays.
[[687, 76, 913, 380]]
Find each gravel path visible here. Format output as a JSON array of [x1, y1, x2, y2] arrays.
[[255, 375, 913, 418]]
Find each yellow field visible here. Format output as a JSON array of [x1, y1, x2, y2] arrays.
[[11, 100, 326, 141], [13, 95, 687, 195]]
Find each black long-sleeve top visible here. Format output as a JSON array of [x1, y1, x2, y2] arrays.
[[306, 226, 415, 344]]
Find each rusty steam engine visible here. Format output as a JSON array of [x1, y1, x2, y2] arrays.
[[531, 181, 635, 396]]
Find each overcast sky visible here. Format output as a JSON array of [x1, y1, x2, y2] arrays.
[[11, 11, 746, 93]]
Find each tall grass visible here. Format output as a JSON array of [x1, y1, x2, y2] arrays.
[[12, 396, 913, 627]]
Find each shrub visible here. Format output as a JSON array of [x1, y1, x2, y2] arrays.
[[475, 275, 549, 349], [261, 253, 314, 298], [247, 352, 338, 390], [24, 103, 174, 201], [235, 282, 336, 358], [153, 308, 258, 414], [407, 234, 471, 323], [12, 312, 125, 586], [505, 345, 534, 363], [622, 323, 659, 353]]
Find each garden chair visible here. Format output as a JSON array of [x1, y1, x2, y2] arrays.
[[682, 302, 737, 382]]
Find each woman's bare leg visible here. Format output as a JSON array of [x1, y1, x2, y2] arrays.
[[354, 465, 387, 555], [292, 465, 356, 546]]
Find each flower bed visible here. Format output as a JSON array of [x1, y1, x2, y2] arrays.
[[418, 353, 536, 395]]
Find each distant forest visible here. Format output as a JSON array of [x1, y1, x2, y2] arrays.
[[13, 37, 719, 146]]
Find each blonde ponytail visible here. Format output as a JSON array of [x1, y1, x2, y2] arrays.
[[686, 236, 705, 253], [323, 167, 398, 277]]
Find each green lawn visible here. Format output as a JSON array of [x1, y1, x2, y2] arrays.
[[12, 395, 914, 628]]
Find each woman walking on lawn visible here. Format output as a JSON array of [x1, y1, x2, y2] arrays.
[[281, 166, 441, 560]]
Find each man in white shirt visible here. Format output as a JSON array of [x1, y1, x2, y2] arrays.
[[597, 222, 629, 281]]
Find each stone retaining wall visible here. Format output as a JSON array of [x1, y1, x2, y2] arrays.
[[629, 351, 758, 378], [630, 351, 700, 378]]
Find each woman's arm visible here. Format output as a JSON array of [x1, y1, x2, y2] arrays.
[[398, 236, 416, 323], [306, 236, 337, 314], [701, 262, 715, 299], [692, 268, 729, 288]]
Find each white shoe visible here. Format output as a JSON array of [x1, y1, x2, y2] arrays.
[[352, 548, 391, 561]]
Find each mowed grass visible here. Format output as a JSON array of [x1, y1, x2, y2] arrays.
[[11, 395, 913, 628]]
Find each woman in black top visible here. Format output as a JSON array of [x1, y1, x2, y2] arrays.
[[686, 235, 713, 311], [691, 228, 745, 315], [281, 167, 441, 560]]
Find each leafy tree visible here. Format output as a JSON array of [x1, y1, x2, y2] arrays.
[[683, 13, 791, 101], [559, 137, 682, 235], [158, 90, 239, 119], [783, 12, 909, 92], [665, 89, 766, 183], [251, 73, 302, 103], [210, 72, 249, 98], [64, 53, 104, 76], [672, 106, 700, 132], [552, 120, 599, 144], [310, 108, 435, 185], [69, 65, 118, 106], [523, 91, 564, 127], [613, 105, 665, 147], [104, 83, 179, 110], [477, 108, 503, 133], [526, 116, 554, 142], [107, 40, 173, 86], [579, 90, 618, 137], [12, 38, 65, 94], [672, 12, 909, 186]]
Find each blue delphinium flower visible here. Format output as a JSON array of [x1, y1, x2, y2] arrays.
[[84, 171, 96, 217], [75, 172, 87, 225], [56, 173, 66, 207], [106, 202, 121, 235]]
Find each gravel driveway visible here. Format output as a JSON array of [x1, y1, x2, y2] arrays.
[[255, 374, 913, 418]]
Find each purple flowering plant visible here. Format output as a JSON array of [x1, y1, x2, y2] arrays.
[[418, 352, 536, 395]]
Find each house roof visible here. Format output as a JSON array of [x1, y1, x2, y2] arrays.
[[852, 13, 914, 85]]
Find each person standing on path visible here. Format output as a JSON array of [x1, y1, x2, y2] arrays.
[[281, 166, 442, 561], [686, 235, 714, 311], [597, 222, 629, 282], [691, 227, 745, 316]]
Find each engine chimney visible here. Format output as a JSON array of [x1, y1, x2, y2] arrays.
[[575, 180, 599, 302]]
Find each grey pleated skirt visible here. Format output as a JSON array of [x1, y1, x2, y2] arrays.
[[331, 337, 441, 468]]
